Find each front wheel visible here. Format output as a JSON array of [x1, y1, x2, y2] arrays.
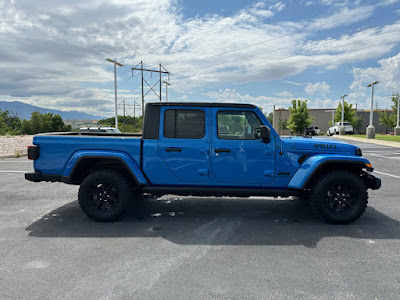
[[309, 170, 368, 224], [78, 169, 132, 221]]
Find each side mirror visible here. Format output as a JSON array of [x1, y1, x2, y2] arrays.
[[258, 125, 271, 143]]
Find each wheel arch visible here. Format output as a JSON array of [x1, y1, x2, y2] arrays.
[[301, 161, 365, 189], [288, 155, 371, 190], [62, 151, 148, 186]]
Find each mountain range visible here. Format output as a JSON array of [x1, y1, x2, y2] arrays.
[[0, 101, 102, 120]]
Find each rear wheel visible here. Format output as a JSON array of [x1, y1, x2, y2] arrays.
[[78, 169, 132, 221], [309, 170, 368, 224]]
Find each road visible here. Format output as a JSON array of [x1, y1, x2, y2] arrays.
[[0, 140, 399, 300]]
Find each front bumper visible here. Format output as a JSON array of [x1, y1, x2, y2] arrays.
[[362, 172, 381, 190]]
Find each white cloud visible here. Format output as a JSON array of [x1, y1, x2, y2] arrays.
[[275, 91, 294, 97], [205, 88, 293, 113], [305, 82, 331, 95], [350, 53, 400, 94], [0, 0, 399, 116], [285, 80, 302, 86]]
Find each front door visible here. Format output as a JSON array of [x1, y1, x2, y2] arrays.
[[158, 106, 210, 183], [211, 108, 275, 186]]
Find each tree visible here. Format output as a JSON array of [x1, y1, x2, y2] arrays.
[[0, 109, 22, 135], [287, 100, 313, 134], [0, 113, 6, 135], [20, 111, 71, 135], [278, 118, 288, 131], [380, 93, 399, 129], [266, 112, 273, 124], [98, 115, 143, 133], [334, 102, 362, 128], [333, 101, 362, 130]]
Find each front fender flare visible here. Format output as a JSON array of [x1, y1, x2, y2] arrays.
[[288, 154, 370, 189]]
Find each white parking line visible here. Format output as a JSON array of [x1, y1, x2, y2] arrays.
[[0, 170, 29, 173], [0, 161, 31, 163], [364, 153, 400, 160], [375, 171, 400, 179]]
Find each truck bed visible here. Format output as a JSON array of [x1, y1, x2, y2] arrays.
[[33, 133, 142, 176]]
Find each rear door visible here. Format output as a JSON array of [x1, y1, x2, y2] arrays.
[[211, 108, 275, 186], [158, 106, 210, 183]]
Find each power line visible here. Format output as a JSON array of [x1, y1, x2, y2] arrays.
[[168, 1, 399, 70], [131, 61, 170, 116], [183, 29, 400, 84], [174, 17, 400, 77]]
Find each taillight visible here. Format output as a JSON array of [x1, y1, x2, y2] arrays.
[[27, 145, 39, 160]]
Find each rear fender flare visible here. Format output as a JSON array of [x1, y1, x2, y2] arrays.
[[62, 150, 148, 185]]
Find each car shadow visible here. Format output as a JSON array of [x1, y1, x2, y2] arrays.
[[25, 197, 400, 248]]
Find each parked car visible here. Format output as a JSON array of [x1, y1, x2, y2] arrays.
[[304, 126, 320, 136], [26, 102, 380, 224], [79, 126, 121, 133], [327, 122, 354, 136]]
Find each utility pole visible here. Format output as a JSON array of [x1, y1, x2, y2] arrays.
[[339, 94, 347, 135], [396, 94, 400, 135], [132, 62, 170, 116], [106, 58, 124, 129], [118, 100, 140, 133], [133, 100, 140, 119], [163, 81, 171, 101], [366, 81, 379, 139]]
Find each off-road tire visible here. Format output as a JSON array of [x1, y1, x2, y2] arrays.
[[78, 169, 132, 222], [309, 170, 368, 224]]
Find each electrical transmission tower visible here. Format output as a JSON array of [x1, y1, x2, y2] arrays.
[[132, 61, 170, 116], [118, 100, 141, 133]]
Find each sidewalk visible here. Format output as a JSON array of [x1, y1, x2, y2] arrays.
[[332, 135, 400, 148]]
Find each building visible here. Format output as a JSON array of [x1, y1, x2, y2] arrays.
[[273, 106, 394, 135]]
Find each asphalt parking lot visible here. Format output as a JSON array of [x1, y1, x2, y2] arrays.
[[1, 139, 399, 300]]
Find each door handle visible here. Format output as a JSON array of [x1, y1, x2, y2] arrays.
[[165, 147, 181, 152], [214, 148, 231, 153]]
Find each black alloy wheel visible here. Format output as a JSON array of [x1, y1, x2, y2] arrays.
[[325, 183, 355, 214], [78, 169, 132, 221], [309, 170, 368, 224]]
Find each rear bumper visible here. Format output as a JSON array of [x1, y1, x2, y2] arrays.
[[362, 172, 381, 190], [25, 171, 62, 183]]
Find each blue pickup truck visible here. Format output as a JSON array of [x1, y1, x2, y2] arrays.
[[25, 102, 381, 224]]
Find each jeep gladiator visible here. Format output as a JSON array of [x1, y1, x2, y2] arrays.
[[25, 102, 381, 224]]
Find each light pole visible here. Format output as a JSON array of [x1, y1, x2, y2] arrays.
[[366, 81, 379, 139], [395, 94, 400, 135], [106, 58, 124, 129], [339, 94, 347, 135], [163, 81, 171, 101]]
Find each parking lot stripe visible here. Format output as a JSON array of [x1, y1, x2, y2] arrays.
[[0, 170, 29, 173], [375, 171, 400, 179], [0, 161, 32, 163], [364, 153, 400, 160]]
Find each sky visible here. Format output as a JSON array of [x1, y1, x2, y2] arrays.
[[1, 0, 400, 118]]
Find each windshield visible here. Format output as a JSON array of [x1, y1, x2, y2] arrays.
[[107, 128, 121, 133]]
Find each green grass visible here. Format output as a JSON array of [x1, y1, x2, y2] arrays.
[[352, 134, 400, 143]]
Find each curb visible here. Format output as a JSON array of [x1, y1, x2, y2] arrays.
[[332, 135, 400, 148]]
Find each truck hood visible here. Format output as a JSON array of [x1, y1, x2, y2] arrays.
[[281, 136, 358, 154]]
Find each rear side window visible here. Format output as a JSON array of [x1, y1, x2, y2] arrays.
[[164, 109, 205, 139]]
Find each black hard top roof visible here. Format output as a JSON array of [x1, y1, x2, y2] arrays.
[[147, 102, 256, 108]]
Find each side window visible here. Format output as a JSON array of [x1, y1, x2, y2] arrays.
[[217, 111, 262, 140], [164, 109, 205, 139]]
